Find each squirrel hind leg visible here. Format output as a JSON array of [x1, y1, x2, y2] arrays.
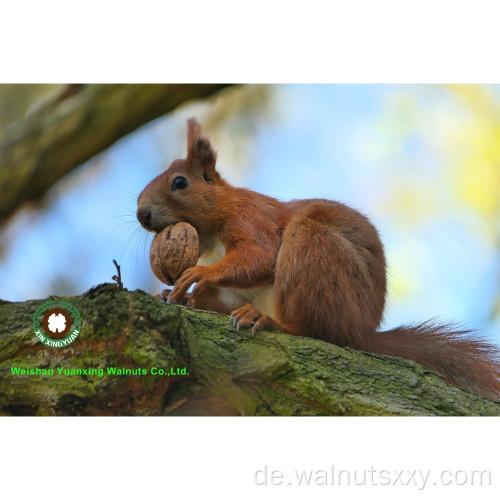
[[275, 203, 383, 348]]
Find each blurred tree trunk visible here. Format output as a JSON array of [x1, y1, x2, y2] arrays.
[[0, 84, 233, 227], [1, 284, 499, 416]]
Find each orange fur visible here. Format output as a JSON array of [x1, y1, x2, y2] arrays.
[[137, 118, 500, 400]]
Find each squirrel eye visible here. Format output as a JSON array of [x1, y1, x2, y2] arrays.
[[172, 176, 189, 191]]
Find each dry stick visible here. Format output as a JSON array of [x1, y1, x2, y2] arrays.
[[112, 259, 124, 290]]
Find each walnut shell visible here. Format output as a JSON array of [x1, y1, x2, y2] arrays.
[[149, 222, 200, 285]]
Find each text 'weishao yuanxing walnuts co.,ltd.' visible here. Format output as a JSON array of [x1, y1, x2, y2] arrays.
[[149, 222, 200, 285]]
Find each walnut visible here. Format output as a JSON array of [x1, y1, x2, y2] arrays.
[[149, 222, 200, 285]]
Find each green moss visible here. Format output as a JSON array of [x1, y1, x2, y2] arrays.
[[1, 283, 500, 416]]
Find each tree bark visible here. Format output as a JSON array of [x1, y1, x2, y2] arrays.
[[0, 84, 233, 226], [1, 283, 499, 416]]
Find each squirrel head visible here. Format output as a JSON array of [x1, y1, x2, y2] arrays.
[[137, 118, 226, 234]]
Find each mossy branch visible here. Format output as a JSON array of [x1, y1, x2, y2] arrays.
[[0, 284, 499, 416], [0, 84, 232, 226]]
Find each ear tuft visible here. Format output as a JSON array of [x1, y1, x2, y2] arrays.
[[185, 118, 219, 182], [186, 117, 203, 151]]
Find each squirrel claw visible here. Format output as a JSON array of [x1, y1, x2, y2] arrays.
[[230, 303, 267, 334]]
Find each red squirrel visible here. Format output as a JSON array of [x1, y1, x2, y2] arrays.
[[137, 118, 500, 400]]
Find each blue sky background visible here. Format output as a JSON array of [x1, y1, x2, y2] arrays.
[[0, 84, 498, 346]]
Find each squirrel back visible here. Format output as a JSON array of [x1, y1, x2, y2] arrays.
[[137, 118, 500, 401]]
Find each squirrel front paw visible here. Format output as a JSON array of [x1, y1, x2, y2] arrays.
[[168, 265, 211, 304]]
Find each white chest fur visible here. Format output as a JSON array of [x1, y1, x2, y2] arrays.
[[197, 236, 227, 268], [197, 236, 277, 320]]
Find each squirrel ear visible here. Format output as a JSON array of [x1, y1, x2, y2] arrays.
[[186, 118, 219, 183]]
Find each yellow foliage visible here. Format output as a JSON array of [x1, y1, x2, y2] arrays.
[[445, 85, 500, 232]]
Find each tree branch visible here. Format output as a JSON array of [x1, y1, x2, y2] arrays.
[[0, 84, 233, 226], [1, 284, 499, 416]]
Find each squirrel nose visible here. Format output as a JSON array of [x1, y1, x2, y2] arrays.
[[137, 206, 152, 229]]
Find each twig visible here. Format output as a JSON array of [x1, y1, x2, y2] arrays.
[[112, 259, 124, 290]]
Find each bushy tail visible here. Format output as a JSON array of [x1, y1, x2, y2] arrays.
[[371, 321, 500, 400]]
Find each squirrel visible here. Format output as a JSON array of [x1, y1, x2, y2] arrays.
[[137, 118, 500, 400]]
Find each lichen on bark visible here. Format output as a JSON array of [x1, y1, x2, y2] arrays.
[[1, 283, 499, 416]]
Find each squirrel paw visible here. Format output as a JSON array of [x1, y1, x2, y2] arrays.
[[169, 265, 209, 304], [155, 289, 171, 302], [156, 289, 192, 306], [230, 303, 274, 335]]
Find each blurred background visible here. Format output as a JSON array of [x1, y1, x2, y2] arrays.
[[0, 84, 499, 344]]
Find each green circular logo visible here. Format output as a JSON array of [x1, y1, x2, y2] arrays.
[[33, 300, 82, 347]]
